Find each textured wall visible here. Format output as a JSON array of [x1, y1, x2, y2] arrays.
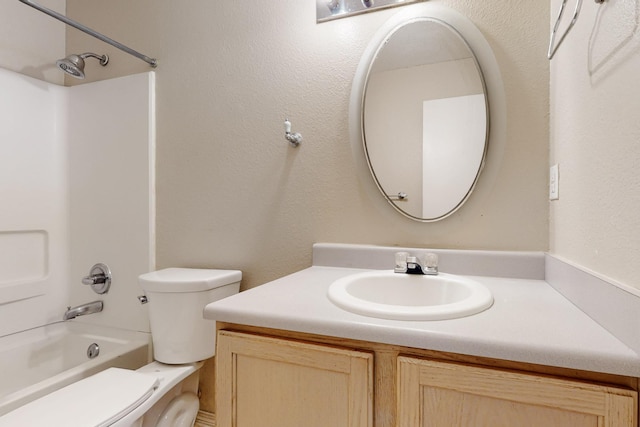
[[0, 0, 65, 84], [65, 0, 549, 291], [550, 0, 640, 291]]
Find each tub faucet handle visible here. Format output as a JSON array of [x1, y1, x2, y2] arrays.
[[82, 274, 106, 285], [82, 263, 112, 294]]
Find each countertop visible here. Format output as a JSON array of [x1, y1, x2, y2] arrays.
[[205, 265, 640, 377]]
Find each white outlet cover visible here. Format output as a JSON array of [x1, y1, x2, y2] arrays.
[[550, 164, 559, 200]]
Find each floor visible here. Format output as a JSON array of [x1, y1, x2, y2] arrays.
[[195, 410, 216, 427]]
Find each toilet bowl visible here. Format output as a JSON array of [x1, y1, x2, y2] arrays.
[[0, 268, 241, 427]]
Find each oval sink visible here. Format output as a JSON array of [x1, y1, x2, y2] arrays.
[[327, 271, 493, 321]]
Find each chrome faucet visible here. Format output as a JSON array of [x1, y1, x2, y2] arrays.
[[63, 300, 103, 320], [394, 252, 438, 275]]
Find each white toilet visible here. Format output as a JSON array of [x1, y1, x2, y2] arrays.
[[0, 268, 241, 427]]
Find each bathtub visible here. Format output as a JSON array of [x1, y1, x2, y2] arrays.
[[0, 321, 150, 416]]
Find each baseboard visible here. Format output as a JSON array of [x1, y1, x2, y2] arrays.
[[195, 410, 216, 427]]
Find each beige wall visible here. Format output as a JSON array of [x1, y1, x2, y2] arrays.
[[64, 0, 549, 290], [550, 0, 640, 292], [0, 0, 65, 84]]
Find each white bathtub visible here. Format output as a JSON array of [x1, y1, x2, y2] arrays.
[[0, 322, 150, 416]]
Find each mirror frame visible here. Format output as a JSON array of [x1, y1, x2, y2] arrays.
[[350, 4, 504, 222]]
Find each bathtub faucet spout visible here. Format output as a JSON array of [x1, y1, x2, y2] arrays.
[[63, 300, 103, 320]]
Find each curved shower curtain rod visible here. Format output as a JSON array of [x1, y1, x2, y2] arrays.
[[18, 0, 157, 68]]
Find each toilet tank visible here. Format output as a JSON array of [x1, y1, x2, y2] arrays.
[[139, 268, 241, 364]]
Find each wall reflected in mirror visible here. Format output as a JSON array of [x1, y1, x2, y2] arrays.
[[361, 17, 489, 221]]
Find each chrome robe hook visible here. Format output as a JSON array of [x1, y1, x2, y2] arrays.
[[284, 119, 302, 147]]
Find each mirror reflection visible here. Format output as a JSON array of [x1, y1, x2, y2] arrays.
[[362, 17, 488, 221]]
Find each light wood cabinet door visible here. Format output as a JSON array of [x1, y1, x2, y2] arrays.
[[398, 356, 637, 427], [216, 330, 373, 427]]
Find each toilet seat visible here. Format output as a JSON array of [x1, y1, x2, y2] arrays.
[[0, 368, 158, 427], [109, 362, 202, 427]]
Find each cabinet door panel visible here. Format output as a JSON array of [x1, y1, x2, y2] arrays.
[[217, 331, 373, 427], [398, 357, 637, 427]]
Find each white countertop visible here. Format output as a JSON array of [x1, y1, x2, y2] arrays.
[[205, 265, 640, 377]]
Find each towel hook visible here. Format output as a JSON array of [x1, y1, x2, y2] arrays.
[[548, 0, 606, 60], [284, 118, 302, 147]]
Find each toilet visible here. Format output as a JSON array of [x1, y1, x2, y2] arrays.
[[0, 268, 241, 427]]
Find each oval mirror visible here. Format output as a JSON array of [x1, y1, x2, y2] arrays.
[[357, 15, 489, 221]]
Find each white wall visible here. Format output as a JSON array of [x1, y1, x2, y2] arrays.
[[0, 0, 67, 336], [0, 67, 69, 336], [550, 0, 640, 291], [68, 72, 155, 333]]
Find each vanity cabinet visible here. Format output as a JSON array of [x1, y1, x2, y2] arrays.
[[216, 326, 638, 427], [398, 356, 637, 427], [216, 330, 373, 427]]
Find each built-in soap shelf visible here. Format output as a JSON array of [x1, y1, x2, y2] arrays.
[[0, 230, 48, 304]]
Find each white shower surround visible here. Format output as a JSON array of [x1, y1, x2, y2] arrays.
[[0, 67, 155, 337]]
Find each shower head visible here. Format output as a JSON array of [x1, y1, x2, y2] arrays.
[[56, 52, 109, 79]]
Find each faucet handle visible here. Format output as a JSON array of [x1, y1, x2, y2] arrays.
[[394, 252, 410, 273], [423, 252, 439, 275], [424, 253, 438, 268], [82, 274, 106, 285], [83, 263, 112, 295]]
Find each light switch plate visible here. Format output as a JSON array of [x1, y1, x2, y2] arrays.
[[550, 164, 559, 200]]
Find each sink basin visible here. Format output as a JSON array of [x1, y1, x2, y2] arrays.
[[327, 271, 493, 321]]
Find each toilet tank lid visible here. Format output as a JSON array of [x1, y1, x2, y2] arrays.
[[139, 268, 242, 292]]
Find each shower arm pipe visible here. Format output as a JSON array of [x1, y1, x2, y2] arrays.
[[18, 0, 157, 68]]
